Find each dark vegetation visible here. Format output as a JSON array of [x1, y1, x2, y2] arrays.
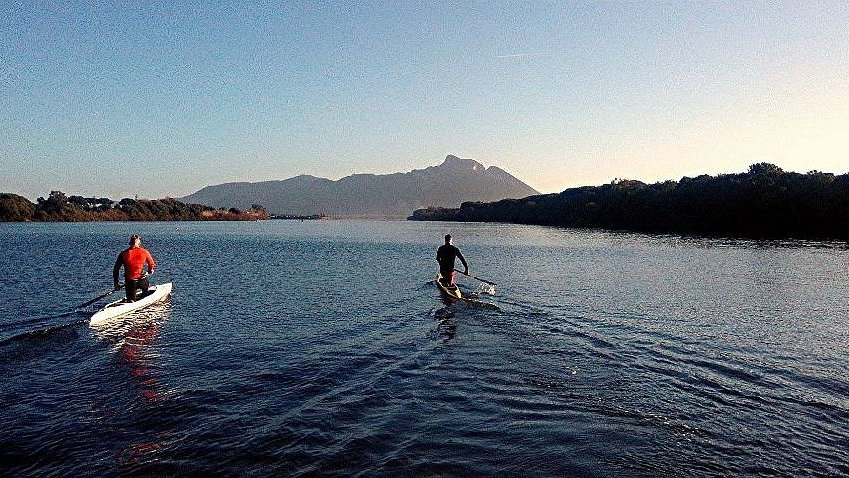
[[0, 191, 269, 222], [410, 163, 849, 240]]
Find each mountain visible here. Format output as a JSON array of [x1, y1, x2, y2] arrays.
[[179, 155, 540, 216]]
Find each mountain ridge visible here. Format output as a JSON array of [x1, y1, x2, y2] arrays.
[[180, 155, 540, 216]]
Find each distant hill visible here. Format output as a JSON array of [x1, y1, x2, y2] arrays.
[[179, 155, 540, 216]]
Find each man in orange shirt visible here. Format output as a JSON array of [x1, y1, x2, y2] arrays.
[[113, 234, 156, 302]]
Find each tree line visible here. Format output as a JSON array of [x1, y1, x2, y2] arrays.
[[0, 191, 269, 222], [409, 163, 849, 240]]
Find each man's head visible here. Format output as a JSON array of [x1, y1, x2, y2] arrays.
[[444, 234, 452, 245], [129, 234, 141, 247]]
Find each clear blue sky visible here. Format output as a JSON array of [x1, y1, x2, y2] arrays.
[[2, 1, 848, 200]]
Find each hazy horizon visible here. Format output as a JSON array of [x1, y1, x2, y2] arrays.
[[3, 2, 848, 201]]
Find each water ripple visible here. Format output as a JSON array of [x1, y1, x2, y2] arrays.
[[3, 221, 849, 477]]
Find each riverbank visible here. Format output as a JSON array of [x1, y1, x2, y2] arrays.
[[0, 192, 268, 222], [410, 163, 849, 240]]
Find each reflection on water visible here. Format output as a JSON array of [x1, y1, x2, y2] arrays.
[[91, 300, 173, 406], [90, 301, 175, 469], [431, 306, 457, 341], [120, 302, 171, 403], [90, 301, 171, 343]]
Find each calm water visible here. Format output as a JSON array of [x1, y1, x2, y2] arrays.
[[2, 220, 849, 477]]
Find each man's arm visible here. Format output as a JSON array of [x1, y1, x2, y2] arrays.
[[113, 253, 123, 289], [457, 250, 469, 275], [146, 251, 156, 274]]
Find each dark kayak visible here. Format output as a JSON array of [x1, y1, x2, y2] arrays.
[[435, 273, 497, 308]]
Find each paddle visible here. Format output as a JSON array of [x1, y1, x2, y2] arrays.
[[454, 269, 497, 286], [77, 285, 123, 309]]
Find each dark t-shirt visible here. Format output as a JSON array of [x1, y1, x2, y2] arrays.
[[437, 244, 464, 273]]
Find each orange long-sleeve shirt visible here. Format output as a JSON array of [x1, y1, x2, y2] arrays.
[[114, 246, 156, 281]]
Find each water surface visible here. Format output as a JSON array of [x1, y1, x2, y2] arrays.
[[1, 220, 848, 477]]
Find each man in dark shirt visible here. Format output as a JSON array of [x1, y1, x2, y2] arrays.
[[436, 234, 468, 287]]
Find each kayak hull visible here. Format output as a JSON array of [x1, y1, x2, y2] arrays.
[[435, 273, 498, 309], [435, 273, 463, 301], [90, 282, 172, 326]]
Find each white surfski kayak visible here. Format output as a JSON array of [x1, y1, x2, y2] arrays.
[[90, 282, 173, 326]]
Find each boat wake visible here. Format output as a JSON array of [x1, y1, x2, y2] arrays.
[[476, 283, 497, 295], [0, 316, 88, 347], [0, 311, 80, 329]]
